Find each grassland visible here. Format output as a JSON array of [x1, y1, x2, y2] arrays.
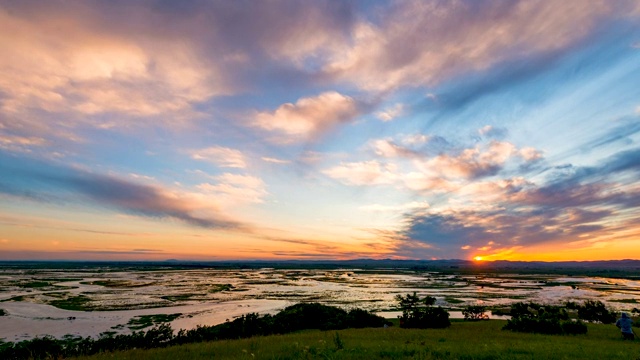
[[73, 321, 637, 360]]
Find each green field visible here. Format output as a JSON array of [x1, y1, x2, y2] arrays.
[[74, 321, 638, 360]]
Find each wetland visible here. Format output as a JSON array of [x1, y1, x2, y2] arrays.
[[1, 261, 639, 342]]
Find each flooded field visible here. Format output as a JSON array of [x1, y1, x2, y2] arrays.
[[1, 267, 639, 341]]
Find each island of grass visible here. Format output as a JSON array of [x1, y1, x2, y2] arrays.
[[81, 280, 155, 288], [126, 313, 182, 330]]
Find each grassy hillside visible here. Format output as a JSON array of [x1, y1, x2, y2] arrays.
[[74, 320, 637, 360]]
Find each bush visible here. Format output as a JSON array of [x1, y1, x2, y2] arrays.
[[273, 303, 348, 332], [462, 305, 489, 321], [503, 302, 584, 335], [576, 300, 616, 324], [561, 320, 588, 335], [346, 308, 386, 328], [396, 292, 450, 328]]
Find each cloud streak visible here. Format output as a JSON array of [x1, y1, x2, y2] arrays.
[[0, 154, 244, 230]]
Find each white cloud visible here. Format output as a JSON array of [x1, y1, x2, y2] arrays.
[[401, 134, 430, 145], [323, 160, 397, 186], [375, 103, 404, 122], [253, 91, 361, 141], [262, 157, 291, 164], [196, 173, 268, 204], [190, 146, 247, 168]]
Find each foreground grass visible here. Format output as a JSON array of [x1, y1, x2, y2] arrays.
[[75, 321, 637, 360]]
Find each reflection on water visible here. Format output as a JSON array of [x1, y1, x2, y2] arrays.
[[0, 268, 638, 341]]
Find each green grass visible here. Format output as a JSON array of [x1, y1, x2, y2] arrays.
[[73, 321, 638, 360]]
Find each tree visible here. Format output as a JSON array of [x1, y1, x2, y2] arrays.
[[396, 292, 450, 328]]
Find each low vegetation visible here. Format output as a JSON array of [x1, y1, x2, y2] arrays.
[[0, 297, 635, 359], [0, 303, 386, 360], [75, 321, 640, 359]]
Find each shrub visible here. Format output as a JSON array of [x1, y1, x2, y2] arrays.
[[576, 300, 616, 324], [346, 308, 386, 328], [503, 302, 583, 335], [561, 320, 588, 335], [396, 292, 450, 328], [273, 303, 348, 332], [462, 305, 489, 321], [0, 308, 7, 316]]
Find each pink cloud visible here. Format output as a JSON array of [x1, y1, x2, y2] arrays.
[[322, 0, 626, 91], [254, 91, 362, 142]]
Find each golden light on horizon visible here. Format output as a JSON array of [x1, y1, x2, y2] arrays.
[[474, 256, 483, 261]]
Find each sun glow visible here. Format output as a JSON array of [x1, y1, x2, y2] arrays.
[[474, 256, 483, 261]]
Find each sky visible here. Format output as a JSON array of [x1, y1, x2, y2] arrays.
[[1, 0, 640, 262]]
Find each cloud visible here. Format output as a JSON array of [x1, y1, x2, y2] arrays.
[[478, 125, 508, 139], [253, 91, 363, 141], [392, 146, 640, 258], [0, 153, 244, 230], [580, 116, 640, 151], [370, 139, 420, 158], [196, 173, 268, 205], [322, 0, 628, 92], [262, 157, 291, 164], [0, 4, 227, 118], [359, 201, 429, 213], [519, 147, 544, 162], [323, 160, 398, 186], [414, 141, 518, 180], [190, 146, 247, 168], [375, 103, 405, 122]]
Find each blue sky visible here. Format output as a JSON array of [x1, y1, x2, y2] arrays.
[[1, 0, 639, 261]]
